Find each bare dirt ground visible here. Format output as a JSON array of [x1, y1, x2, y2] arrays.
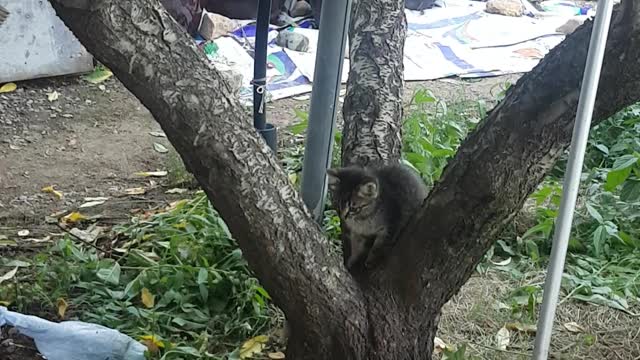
[[1, 74, 639, 360]]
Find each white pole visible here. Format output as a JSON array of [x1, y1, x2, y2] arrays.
[[532, 0, 616, 359]]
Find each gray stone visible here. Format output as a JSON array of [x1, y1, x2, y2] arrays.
[[485, 0, 524, 17], [276, 30, 310, 53]]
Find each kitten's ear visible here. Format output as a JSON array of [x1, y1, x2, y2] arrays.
[[357, 182, 378, 199], [326, 169, 340, 189]]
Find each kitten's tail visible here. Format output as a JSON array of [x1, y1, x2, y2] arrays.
[[0, 5, 9, 28]]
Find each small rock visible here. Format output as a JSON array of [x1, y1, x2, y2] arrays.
[[276, 30, 310, 52], [485, 0, 523, 17], [556, 17, 586, 35], [290, 0, 312, 17], [199, 12, 238, 40]]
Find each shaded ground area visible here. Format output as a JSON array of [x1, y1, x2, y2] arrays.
[[1, 74, 638, 360]]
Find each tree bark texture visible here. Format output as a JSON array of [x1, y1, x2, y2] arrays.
[[49, 0, 640, 359], [341, 0, 406, 166]]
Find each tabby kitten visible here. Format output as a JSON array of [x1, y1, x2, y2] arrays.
[[326, 163, 428, 270]]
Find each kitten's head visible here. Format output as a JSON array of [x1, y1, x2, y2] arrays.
[[326, 167, 379, 219]]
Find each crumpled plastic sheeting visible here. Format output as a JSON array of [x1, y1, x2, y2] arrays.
[[0, 306, 147, 360]]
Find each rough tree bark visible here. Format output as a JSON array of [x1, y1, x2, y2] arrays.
[[48, 0, 640, 359], [341, 0, 406, 166]]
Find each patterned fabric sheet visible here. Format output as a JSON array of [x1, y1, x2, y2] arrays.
[[196, 0, 584, 101]]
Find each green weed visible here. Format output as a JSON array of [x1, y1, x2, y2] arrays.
[[1, 193, 273, 359]]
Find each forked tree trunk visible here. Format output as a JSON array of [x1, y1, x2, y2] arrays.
[[48, 0, 640, 359]]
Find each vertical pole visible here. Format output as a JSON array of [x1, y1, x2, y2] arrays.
[[253, 0, 271, 132], [253, 0, 278, 152], [300, 0, 351, 221], [532, 1, 615, 359]]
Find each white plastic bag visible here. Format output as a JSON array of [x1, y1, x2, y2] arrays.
[[0, 306, 147, 360]]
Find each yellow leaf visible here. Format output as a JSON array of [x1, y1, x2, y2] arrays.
[[57, 298, 68, 318], [240, 335, 269, 359], [0, 82, 17, 93], [287, 173, 298, 185], [42, 185, 64, 199], [141, 287, 155, 308], [62, 212, 88, 224], [140, 335, 164, 353], [268, 352, 286, 359]]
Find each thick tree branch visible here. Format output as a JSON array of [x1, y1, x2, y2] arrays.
[[47, 0, 368, 355], [390, 1, 640, 307], [341, 0, 406, 166]]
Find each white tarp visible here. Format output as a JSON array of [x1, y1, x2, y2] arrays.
[[201, 0, 588, 102]]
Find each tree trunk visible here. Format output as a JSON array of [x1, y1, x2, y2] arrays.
[[341, 0, 406, 166], [48, 0, 640, 359]]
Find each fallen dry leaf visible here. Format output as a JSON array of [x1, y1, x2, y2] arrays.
[[141, 288, 155, 308], [79, 200, 107, 208], [165, 188, 188, 194], [42, 185, 63, 199], [69, 227, 100, 243], [495, 326, 510, 351], [62, 212, 88, 224], [564, 322, 586, 333], [140, 335, 164, 354], [0, 82, 17, 93], [268, 352, 285, 359], [84, 196, 109, 202], [0, 267, 18, 285], [239, 335, 269, 359], [505, 322, 537, 335], [135, 171, 167, 177], [490, 257, 512, 266], [153, 143, 169, 153], [47, 91, 60, 102], [149, 131, 166, 138], [434, 337, 447, 354], [57, 298, 68, 318], [125, 187, 146, 195]]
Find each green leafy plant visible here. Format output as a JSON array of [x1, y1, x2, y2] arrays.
[[4, 193, 274, 359], [402, 89, 481, 187]]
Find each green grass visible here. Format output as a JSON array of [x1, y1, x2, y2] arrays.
[[1, 193, 273, 359]]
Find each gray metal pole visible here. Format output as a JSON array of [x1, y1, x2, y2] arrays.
[[532, 1, 615, 359], [300, 0, 352, 221]]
